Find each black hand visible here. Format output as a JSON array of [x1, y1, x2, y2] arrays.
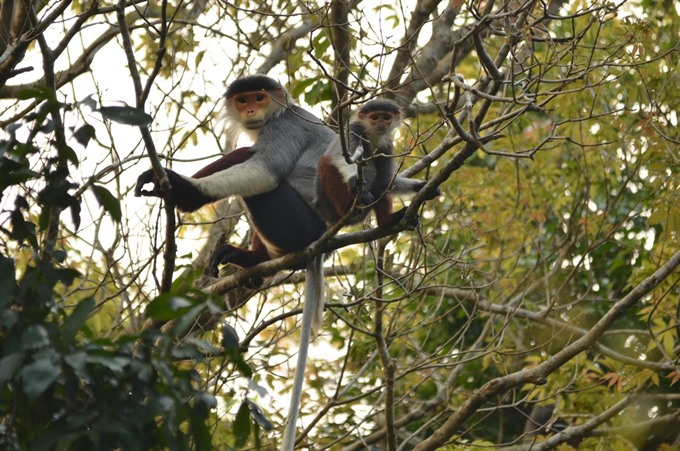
[[135, 169, 161, 197], [426, 186, 441, 200], [359, 190, 374, 206], [348, 176, 374, 206]]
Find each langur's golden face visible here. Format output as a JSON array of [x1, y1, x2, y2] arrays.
[[360, 110, 401, 134], [228, 91, 273, 130]]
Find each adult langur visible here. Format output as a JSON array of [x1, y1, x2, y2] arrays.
[[135, 75, 334, 451]]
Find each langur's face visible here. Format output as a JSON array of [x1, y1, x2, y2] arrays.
[[229, 90, 275, 130], [362, 111, 401, 134]]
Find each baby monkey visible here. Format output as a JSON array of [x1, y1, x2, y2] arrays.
[[315, 98, 437, 228]]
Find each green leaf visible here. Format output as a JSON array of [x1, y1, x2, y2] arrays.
[[247, 399, 273, 431], [53, 249, 67, 263], [59, 145, 79, 166], [171, 340, 204, 361], [230, 352, 253, 379], [289, 77, 317, 99], [189, 411, 212, 451], [304, 79, 331, 105], [98, 105, 152, 126], [312, 32, 331, 59], [170, 304, 206, 338], [0, 158, 39, 191], [78, 94, 97, 110], [17, 85, 56, 102], [5, 122, 21, 136], [1, 309, 18, 330], [221, 323, 240, 350], [10, 196, 38, 249], [64, 352, 88, 378], [247, 378, 268, 397], [0, 253, 16, 309], [0, 353, 24, 383], [194, 392, 217, 417], [19, 358, 60, 401], [145, 294, 195, 322], [54, 267, 81, 287], [72, 124, 96, 147], [130, 360, 154, 383], [233, 402, 251, 448], [63, 297, 95, 345], [90, 185, 122, 222], [183, 337, 220, 356], [149, 395, 175, 415], [69, 199, 82, 231], [21, 325, 51, 350], [84, 353, 130, 377]]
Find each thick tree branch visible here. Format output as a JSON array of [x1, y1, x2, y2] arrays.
[[256, 19, 318, 74], [385, 0, 443, 93]]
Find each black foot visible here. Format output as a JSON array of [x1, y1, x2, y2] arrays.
[[208, 245, 264, 288], [403, 212, 421, 231], [209, 245, 235, 277]]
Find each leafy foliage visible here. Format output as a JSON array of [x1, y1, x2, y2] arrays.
[[0, 96, 260, 449], [0, 0, 678, 449]]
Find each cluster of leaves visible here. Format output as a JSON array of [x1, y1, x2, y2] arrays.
[[0, 89, 263, 450]]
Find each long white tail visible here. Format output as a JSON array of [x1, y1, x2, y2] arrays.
[[280, 255, 325, 451]]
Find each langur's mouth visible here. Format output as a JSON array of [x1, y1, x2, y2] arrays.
[[243, 120, 263, 130]]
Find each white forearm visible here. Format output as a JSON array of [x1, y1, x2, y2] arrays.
[[191, 161, 279, 198]]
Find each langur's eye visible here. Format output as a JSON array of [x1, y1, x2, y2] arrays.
[[255, 95, 266, 102], [369, 113, 392, 121], [235, 96, 247, 104]]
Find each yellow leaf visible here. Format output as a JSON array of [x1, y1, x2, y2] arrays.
[[662, 331, 676, 354]]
